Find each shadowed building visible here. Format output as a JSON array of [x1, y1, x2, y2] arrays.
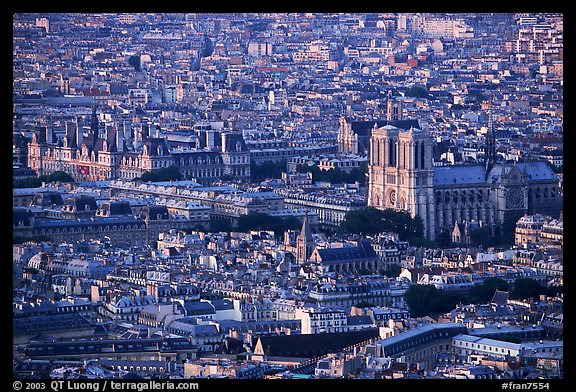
[[253, 328, 379, 359]]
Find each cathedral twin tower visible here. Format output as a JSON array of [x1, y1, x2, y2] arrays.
[[368, 125, 436, 239], [360, 101, 561, 241]]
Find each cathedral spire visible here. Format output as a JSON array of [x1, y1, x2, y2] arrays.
[[296, 212, 314, 264], [299, 212, 313, 242], [485, 95, 496, 177]]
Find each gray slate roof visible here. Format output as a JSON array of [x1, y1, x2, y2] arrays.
[[316, 240, 377, 264], [433, 165, 486, 186]]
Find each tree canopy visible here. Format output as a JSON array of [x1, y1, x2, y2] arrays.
[[128, 55, 141, 72], [467, 277, 509, 304], [237, 212, 302, 237], [382, 263, 402, 278], [405, 85, 430, 99], [13, 170, 75, 188], [404, 278, 561, 318], [139, 166, 183, 182], [338, 207, 424, 241], [404, 284, 455, 317], [296, 161, 367, 185], [509, 278, 547, 301], [251, 159, 287, 182], [209, 217, 232, 233]]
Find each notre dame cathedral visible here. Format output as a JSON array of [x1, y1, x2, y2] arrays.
[[341, 102, 562, 240]]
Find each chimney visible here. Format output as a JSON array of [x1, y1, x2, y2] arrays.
[[45, 127, 53, 144], [221, 132, 228, 152], [116, 127, 124, 152], [76, 120, 83, 147], [65, 121, 74, 139], [105, 125, 113, 151], [133, 126, 138, 150]]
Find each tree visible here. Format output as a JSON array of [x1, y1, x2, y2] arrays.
[[339, 207, 424, 240], [467, 89, 488, 103], [382, 263, 402, 278], [404, 283, 468, 317], [13, 177, 42, 188], [128, 55, 141, 72], [14, 170, 75, 188], [140, 171, 153, 182], [338, 207, 384, 236], [467, 277, 509, 304], [140, 166, 183, 182], [510, 278, 546, 301], [408, 236, 436, 248], [209, 217, 232, 233], [296, 161, 368, 185], [497, 213, 523, 246], [46, 170, 74, 183], [251, 159, 287, 182], [355, 301, 376, 308], [470, 227, 492, 248], [435, 230, 452, 248], [13, 235, 53, 244], [238, 213, 304, 237], [202, 35, 214, 57], [296, 163, 321, 180], [405, 85, 430, 99], [282, 216, 303, 232], [404, 284, 443, 317]]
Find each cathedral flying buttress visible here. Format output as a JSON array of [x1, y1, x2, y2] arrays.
[[368, 125, 562, 240]]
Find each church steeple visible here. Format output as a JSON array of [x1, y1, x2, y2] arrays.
[[296, 212, 314, 264], [485, 96, 497, 177]]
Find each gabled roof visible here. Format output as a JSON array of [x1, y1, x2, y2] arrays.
[[491, 290, 509, 306], [434, 165, 486, 186], [64, 195, 97, 211], [183, 301, 215, 316], [516, 161, 557, 182], [316, 240, 377, 264], [210, 299, 234, 311], [215, 337, 246, 355], [346, 315, 374, 326], [255, 328, 379, 358]]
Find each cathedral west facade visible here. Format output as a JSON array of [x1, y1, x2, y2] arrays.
[[366, 125, 562, 240]]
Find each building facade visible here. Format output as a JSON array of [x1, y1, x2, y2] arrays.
[[27, 108, 250, 185], [368, 125, 562, 239]]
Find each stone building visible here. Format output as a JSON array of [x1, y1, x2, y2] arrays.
[[27, 106, 250, 185], [367, 125, 562, 239]]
